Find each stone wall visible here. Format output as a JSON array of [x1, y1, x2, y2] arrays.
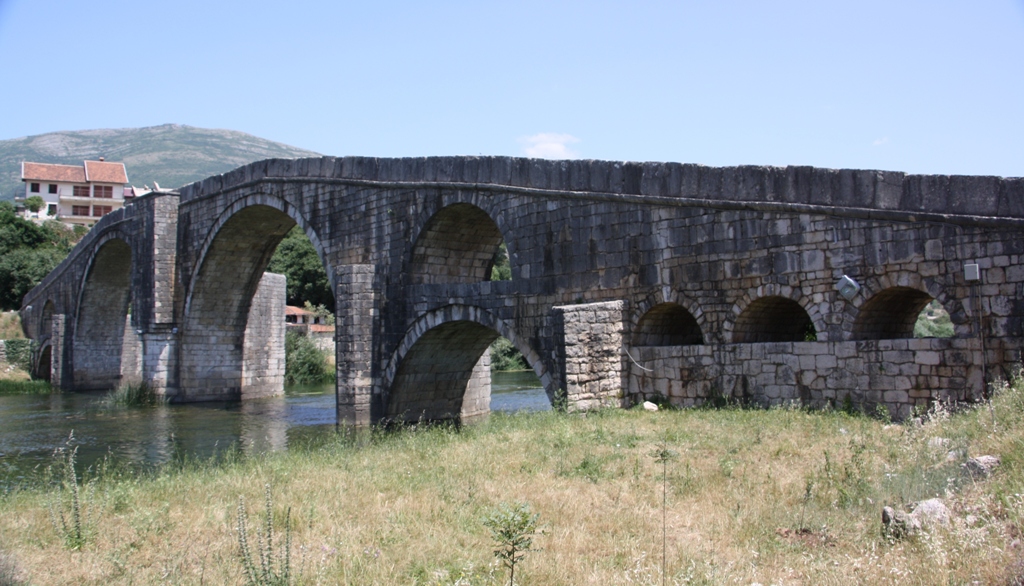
[[629, 338, 985, 419]]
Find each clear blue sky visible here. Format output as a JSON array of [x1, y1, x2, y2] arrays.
[[1, 0, 1022, 177]]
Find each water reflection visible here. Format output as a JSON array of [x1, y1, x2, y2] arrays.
[[0, 372, 548, 482]]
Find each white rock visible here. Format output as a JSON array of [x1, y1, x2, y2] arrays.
[[963, 455, 1001, 479], [642, 401, 659, 412]]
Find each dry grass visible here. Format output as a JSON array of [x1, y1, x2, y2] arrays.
[[0, 312, 24, 341], [1, 376, 1023, 585]]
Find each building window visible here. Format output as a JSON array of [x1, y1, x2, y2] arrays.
[[30, 183, 40, 193], [47, 204, 57, 216], [73, 185, 90, 197], [72, 205, 90, 216], [94, 185, 113, 198], [92, 205, 112, 217], [48, 184, 57, 194]]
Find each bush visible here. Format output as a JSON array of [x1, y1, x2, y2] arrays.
[[1, 340, 32, 372], [285, 331, 333, 386]]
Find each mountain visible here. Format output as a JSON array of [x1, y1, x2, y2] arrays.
[[0, 124, 321, 200]]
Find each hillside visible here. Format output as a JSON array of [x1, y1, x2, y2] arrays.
[[0, 124, 320, 200]]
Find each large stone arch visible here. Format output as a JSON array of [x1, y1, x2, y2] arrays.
[[406, 200, 512, 284], [840, 271, 961, 340], [725, 285, 823, 343], [72, 237, 132, 390], [381, 304, 552, 423], [630, 289, 706, 346], [179, 198, 328, 401]]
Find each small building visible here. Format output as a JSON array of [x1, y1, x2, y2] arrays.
[[19, 159, 131, 226]]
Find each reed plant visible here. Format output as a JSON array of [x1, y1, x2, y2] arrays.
[[237, 484, 292, 586], [105, 381, 162, 407], [45, 435, 91, 550]]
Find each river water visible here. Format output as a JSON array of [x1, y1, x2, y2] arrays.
[[0, 371, 549, 485]]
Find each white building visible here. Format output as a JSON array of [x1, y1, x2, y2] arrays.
[[19, 159, 132, 226]]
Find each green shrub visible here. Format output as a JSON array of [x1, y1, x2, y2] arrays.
[[285, 331, 333, 386], [2, 339, 32, 372]]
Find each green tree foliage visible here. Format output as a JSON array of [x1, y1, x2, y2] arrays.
[[490, 337, 527, 372], [24, 195, 44, 213], [914, 300, 954, 338], [268, 226, 333, 311], [0, 202, 83, 311], [490, 241, 511, 281]]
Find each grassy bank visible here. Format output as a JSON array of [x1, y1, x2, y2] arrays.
[[1, 377, 1022, 585]]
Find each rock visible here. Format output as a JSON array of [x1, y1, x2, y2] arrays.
[[642, 401, 659, 412], [911, 498, 950, 528], [883, 499, 950, 539], [927, 437, 950, 449], [963, 455, 1000, 479]]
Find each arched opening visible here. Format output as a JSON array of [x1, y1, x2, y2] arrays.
[[408, 203, 506, 284], [489, 336, 549, 413], [914, 300, 954, 338], [854, 286, 950, 340], [387, 321, 548, 423], [40, 300, 54, 340], [632, 303, 703, 346], [180, 204, 330, 401], [733, 296, 815, 343], [73, 238, 131, 390], [35, 344, 52, 382]]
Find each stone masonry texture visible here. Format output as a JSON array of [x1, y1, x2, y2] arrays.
[[17, 156, 1024, 422]]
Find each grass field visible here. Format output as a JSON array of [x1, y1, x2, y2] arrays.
[[0, 373, 1022, 585]]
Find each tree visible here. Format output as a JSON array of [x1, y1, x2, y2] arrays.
[[267, 226, 333, 311], [0, 202, 85, 310], [25, 195, 45, 213]]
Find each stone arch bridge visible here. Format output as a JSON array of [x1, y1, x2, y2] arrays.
[[20, 157, 1024, 423]]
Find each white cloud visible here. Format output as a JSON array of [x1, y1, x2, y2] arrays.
[[873, 137, 890, 147], [520, 133, 581, 159]]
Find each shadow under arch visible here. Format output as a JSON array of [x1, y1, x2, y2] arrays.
[[73, 238, 132, 390], [853, 286, 942, 340], [632, 302, 704, 346], [381, 304, 552, 423], [33, 343, 52, 382], [179, 202, 329, 401], [407, 202, 507, 284], [731, 295, 816, 343]]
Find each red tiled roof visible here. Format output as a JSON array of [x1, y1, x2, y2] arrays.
[[84, 160, 128, 184], [21, 162, 86, 183], [309, 324, 336, 333], [285, 306, 313, 316]]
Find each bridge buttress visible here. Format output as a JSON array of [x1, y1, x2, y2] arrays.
[[553, 300, 628, 411]]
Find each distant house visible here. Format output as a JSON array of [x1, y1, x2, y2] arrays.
[[19, 159, 131, 226]]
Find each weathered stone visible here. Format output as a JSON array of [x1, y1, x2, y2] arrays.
[[963, 455, 1001, 479]]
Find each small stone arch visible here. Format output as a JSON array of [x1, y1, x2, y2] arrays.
[[406, 201, 511, 284], [72, 237, 133, 390], [726, 285, 822, 343], [630, 290, 705, 346], [840, 271, 958, 340], [382, 304, 552, 422]]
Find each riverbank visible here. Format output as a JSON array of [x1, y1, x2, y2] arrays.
[[1, 377, 1022, 584]]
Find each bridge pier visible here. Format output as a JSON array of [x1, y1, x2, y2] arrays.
[[335, 265, 377, 425]]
